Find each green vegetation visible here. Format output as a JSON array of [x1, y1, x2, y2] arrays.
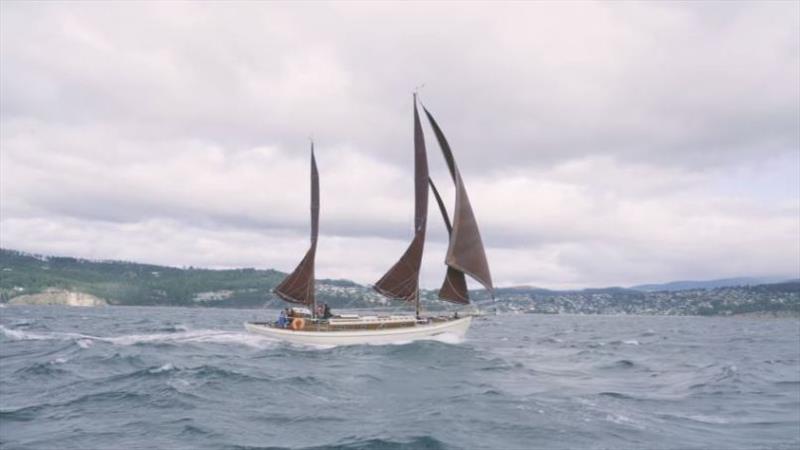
[[0, 249, 286, 307], [1, 248, 797, 315]]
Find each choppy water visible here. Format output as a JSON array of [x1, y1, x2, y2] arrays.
[[1, 306, 798, 450]]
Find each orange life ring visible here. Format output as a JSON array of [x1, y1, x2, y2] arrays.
[[291, 318, 305, 330]]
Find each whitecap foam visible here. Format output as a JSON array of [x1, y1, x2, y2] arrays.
[[606, 413, 634, 424], [0, 324, 278, 349], [426, 332, 466, 345], [686, 414, 730, 424], [0, 325, 95, 342], [362, 331, 465, 347], [0, 325, 34, 340], [149, 363, 175, 374], [1, 324, 464, 349], [103, 329, 280, 349]]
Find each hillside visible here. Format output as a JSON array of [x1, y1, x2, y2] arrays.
[[630, 277, 791, 292], [1, 249, 797, 315], [484, 282, 799, 316], [0, 249, 371, 309]]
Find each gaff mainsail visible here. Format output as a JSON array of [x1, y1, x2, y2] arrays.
[[372, 94, 429, 303], [273, 144, 320, 307]]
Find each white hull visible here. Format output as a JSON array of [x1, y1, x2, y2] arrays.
[[244, 316, 472, 346]]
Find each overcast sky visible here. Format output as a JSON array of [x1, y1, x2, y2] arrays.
[[1, 2, 798, 289]]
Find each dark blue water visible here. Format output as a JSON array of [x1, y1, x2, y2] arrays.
[[1, 306, 798, 450]]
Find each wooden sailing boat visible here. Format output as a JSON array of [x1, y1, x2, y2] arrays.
[[245, 95, 492, 345]]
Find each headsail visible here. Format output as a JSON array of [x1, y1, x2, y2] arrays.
[[428, 177, 469, 304], [373, 95, 429, 302], [423, 106, 494, 297], [274, 145, 320, 305]]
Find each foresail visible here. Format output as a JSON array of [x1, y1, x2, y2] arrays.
[[373, 96, 429, 302], [274, 147, 319, 305], [429, 177, 469, 304], [423, 106, 494, 295]]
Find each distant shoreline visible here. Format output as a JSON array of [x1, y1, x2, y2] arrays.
[[3, 300, 799, 319], [2, 249, 797, 316]]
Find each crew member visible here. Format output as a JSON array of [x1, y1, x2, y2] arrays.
[[276, 308, 289, 328]]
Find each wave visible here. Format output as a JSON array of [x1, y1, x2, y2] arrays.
[[102, 329, 279, 348], [0, 390, 151, 422], [598, 391, 637, 400], [0, 324, 279, 349], [602, 359, 636, 369], [658, 412, 735, 425], [711, 364, 740, 383], [227, 435, 451, 450], [609, 339, 640, 346], [152, 323, 190, 333], [685, 364, 747, 396], [353, 332, 466, 348], [89, 363, 275, 387], [13, 361, 71, 377], [2, 324, 468, 352], [476, 359, 524, 373], [685, 414, 731, 424]]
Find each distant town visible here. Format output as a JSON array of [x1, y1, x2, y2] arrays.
[[1, 249, 797, 316]]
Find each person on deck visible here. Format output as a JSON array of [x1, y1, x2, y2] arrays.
[[323, 303, 333, 319], [276, 309, 288, 328]]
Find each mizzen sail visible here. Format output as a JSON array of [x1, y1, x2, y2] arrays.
[[373, 95, 429, 302], [423, 106, 494, 296], [274, 145, 319, 305]]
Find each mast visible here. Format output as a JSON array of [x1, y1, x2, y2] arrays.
[[273, 143, 320, 312], [311, 144, 318, 319], [373, 94, 430, 307], [422, 105, 494, 300]]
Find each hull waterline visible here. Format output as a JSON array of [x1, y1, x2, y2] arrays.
[[245, 316, 472, 346]]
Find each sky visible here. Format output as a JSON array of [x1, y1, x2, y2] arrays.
[[1, 1, 798, 289]]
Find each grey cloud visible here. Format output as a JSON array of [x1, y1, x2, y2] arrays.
[[2, 2, 797, 170], [1, 2, 798, 288]]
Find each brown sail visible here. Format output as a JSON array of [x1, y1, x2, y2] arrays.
[[422, 106, 494, 295], [428, 177, 469, 304], [274, 145, 319, 306], [373, 95, 429, 302]]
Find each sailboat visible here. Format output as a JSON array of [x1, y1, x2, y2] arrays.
[[245, 95, 493, 345]]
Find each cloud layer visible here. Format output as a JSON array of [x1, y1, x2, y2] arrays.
[[1, 2, 798, 288]]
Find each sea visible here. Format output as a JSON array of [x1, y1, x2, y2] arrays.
[[1, 306, 798, 450]]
